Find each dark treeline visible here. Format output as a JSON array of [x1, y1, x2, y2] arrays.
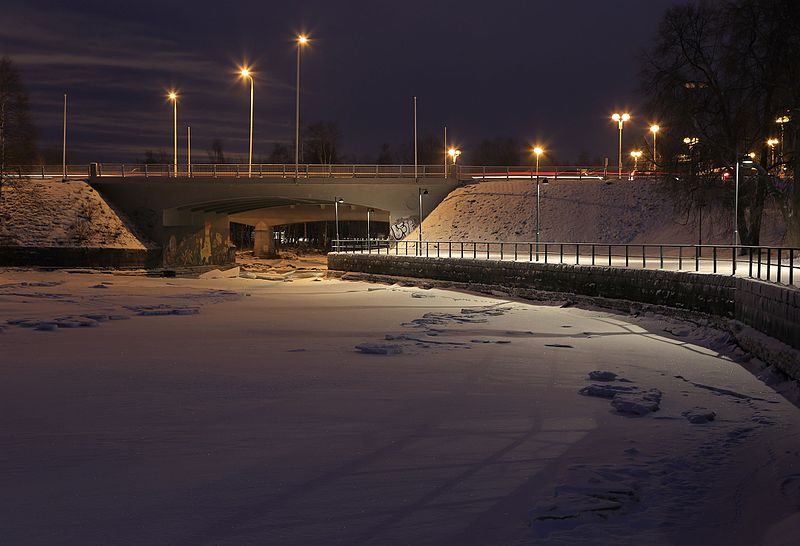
[[0, 56, 38, 195], [640, 0, 800, 245]]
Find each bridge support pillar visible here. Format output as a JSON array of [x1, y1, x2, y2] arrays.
[[254, 222, 277, 258]]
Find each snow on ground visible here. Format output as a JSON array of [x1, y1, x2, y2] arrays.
[[1, 269, 799, 545], [0, 177, 153, 248], [409, 179, 786, 245]]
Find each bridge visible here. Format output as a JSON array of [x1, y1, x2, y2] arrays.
[[85, 165, 463, 267], [8, 162, 657, 267]]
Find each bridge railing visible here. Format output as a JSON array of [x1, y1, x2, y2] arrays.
[[332, 239, 800, 287], [5, 164, 657, 181]]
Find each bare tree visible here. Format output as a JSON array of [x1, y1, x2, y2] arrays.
[[303, 122, 342, 164], [640, 0, 800, 245], [0, 56, 38, 197]]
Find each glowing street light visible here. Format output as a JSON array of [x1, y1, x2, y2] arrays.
[[167, 91, 178, 176], [295, 35, 310, 181], [649, 124, 659, 170], [630, 150, 642, 172], [239, 66, 254, 177], [447, 147, 461, 164], [611, 113, 631, 177], [532, 146, 545, 258], [767, 138, 779, 166]]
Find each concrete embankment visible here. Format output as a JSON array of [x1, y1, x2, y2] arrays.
[[0, 178, 158, 268], [328, 253, 800, 379]]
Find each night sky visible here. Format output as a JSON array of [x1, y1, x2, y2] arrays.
[[3, 0, 682, 165]]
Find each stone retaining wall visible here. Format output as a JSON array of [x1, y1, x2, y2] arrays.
[[0, 246, 162, 269], [327, 253, 799, 353]]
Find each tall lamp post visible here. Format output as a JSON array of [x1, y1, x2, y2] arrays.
[[295, 35, 309, 181], [767, 138, 779, 167], [533, 146, 544, 258], [187, 126, 192, 177], [649, 124, 659, 171], [630, 150, 642, 174], [167, 91, 178, 177], [734, 153, 755, 247], [418, 188, 428, 256], [334, 197, 344, 250], [776, 115, 790, 172], [448, 147, 461, 165], [611, 113, 630, 177], [367, 208, 373, 252], [239, 67, 254, 177], [62, 93, 68, 181]]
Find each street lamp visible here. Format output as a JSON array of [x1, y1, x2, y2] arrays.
[[734, 153, 755, 246], [239, 66, 254, 177], [167, 91, 178, 176], [367, 208, 374, 252], [448, 147, 461, 164], [776, 115, 790, 172], [334, 197, 344, 250], [418, 188, 428, 255], [649, 125, 659, 170], [630, 150, 642, 173], [611, 112, 630, 177], [767, 138, 779, 166], [531, 147, 545, 258], [295, 35, 310, 181]]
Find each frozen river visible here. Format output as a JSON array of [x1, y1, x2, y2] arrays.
[[1, 270, 798, 545]]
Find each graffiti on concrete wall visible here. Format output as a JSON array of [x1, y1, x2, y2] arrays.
[[164, 219, 235, 267], [389, 216, 417, 240]]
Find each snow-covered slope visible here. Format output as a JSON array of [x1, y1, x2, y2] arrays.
[[0, 177, 153, 249], [411, 179, 786, 245]]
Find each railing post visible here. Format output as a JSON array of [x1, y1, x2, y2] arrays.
[[544, 243, 548, 263], [461, 242, 464, 259], [560, 243, 564, 263], [767, 249, 771, 281], [514, 243, 518, 261], [713, 246, 717, 273], [695, 246, 700, 272], [213, 164, 217, 178], [732, 245, 737, 276], [529, 243, 533, 262], [608, 245, 612, 266], [145, 164, 149, 178], [41, 165, 45, 179], [500, 243, 504, 261], [642, 245, 646, 269], [777, 248, 782, 283], [625, 245, 629, 267], [789, 249, 794, 286], [758, 248, 762, 279], [473, 242, 477, 260], [678, 246, 682, 270], [576, 244, 580, 265], [749, 248, 754, 278], [659, 245, 663, 269], [486, 242, 489, 260]]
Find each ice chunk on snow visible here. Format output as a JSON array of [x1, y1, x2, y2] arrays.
[[579, 384, 637, 399], [682, 408, 716, 424], [612, 389, 663, 416], [355, 343, 403, 355], [588, 371, 618, 382]]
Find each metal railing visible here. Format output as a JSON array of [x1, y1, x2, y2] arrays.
[[332, 239, 800, 287], [5, 164, 657, 182]]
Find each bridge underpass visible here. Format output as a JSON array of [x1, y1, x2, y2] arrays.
[[89, 176, 457, 267]]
